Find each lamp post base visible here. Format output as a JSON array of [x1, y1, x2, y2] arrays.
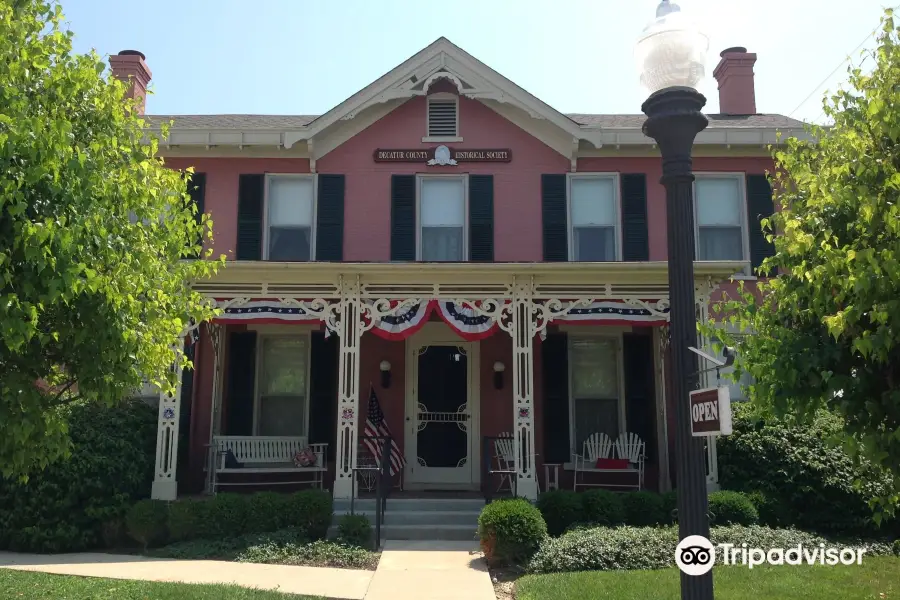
[[642, 86, 713, 600]]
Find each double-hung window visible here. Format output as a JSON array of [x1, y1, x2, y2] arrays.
[[265, 175, 315, 261], [255, 334, 309, 437], [569, 336, 625, 452], [694, 175, 746, 262], [418, 176, 467, 261], [569, 175, 619, 261]]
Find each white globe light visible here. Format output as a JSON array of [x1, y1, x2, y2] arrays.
[[635, 0, 709, 94]]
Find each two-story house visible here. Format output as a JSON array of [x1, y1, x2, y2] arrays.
[[115, 38, 805, 503]]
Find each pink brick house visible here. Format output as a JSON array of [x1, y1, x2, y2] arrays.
[[117, 40, 806, 502]]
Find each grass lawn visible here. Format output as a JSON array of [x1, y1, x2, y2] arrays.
[[515, 555, 900, 600], [0, 569, 321, 599]]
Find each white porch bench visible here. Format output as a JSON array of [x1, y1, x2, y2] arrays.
[[210, 436, 327, 493]]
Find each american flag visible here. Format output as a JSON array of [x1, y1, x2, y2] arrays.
[[362, 386, 406, 476]]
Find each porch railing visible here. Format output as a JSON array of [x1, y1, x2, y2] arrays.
[[352, 435, 392, 549]]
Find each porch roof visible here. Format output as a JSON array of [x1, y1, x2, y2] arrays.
[[192, 260, 747, 301]]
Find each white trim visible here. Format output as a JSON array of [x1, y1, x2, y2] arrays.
[[566, 172, 622, 262], [262, 173, 318, 262], [415, 174, 469, 262], [251, 330, 313, 438], [426, 92, 459, 138], [566, 331, 627, 457], [422, 136, 464, 143], [693, 172, 750, 274]]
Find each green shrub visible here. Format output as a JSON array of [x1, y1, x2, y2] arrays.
[[336, 514, 372, 548], [478, 498, 547, 567], [744, 489, 790, 527], [167, 494, 250, 541], [581, 490, 625, 526], [717, 405, 898, 535], [153, 527, 308, 560], [0, 400, 157, 552], [244, 492, 290, 533], [893, 539, 900, 557], [283, 489, 332, 540], [661, 490, 678, 525], [536, 490, 583, 537], [237, 539, 379, 570], [621, 492, 665, 526], [708, 491, 758, 526], [125, 500, 169, 548]]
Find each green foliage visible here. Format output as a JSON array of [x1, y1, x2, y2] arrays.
[[536, 490, 584, 537], [478, 498, 547, 567], [718, 405, 897, 535], [0, 399, 156, 552], [581, 490, 625, 526], [527, 524, 893, 574], [621, 492, 666, 527], [700, 8, 900, 517], [244, 492, 291, 534], [154, 528, 307, 560], [336, 514, 372, 549], [894, 539, 900, 556], [167, 495, 246, 542], [282, 489, 333, 541], [237, 539, 380, 570], [660, 491, 678, 525], [707, 491, 758, 526], [125, 500, 169, 549], [0, 0, 222, 479]]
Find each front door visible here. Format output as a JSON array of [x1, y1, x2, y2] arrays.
[[405, 325, 480, 489]]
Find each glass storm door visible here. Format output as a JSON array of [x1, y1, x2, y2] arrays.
[[406, 344, 475, 487]]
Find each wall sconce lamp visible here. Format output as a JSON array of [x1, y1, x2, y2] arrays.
[[380, 360, 392, 389], [493, 361, 505, 390]]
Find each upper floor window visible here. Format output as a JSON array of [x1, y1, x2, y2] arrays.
[[265, 175, 315, 261], [569, 175, 620, 261], [426, 93, 459, 139], [418, 176, 467, 261], [694, 175, 747, 262]]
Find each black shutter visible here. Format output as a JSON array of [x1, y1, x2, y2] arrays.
[[469, 175, 494, 262], [308, 331, 340, 461], [390, 175, 416, 261], [225, 331, 256, 436], [623, 331, 656, 464], [315, 174, 345, 261], [621, 174, 649, 261], [747, 174, 776, 276], [186, 172, 206, 257], [237, 174, 264, 260], [542, 174, 568, 261], [542, 332, 571, 463]]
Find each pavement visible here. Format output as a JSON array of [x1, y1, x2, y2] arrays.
[[0, 541, 496, 600]]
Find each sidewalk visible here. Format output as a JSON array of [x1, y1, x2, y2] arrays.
[[0, 542, 496, 600]]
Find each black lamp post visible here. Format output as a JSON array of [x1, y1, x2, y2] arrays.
[[636, 2, 713, 599]]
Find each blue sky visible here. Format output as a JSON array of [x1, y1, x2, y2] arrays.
[[63, 0, 894, 123]]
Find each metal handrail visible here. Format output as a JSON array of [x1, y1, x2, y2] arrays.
[[355, 435, 392, 549], [482, 434, 516, 504]]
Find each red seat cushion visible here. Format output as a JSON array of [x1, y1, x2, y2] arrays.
[[595, 458, 629, 469]]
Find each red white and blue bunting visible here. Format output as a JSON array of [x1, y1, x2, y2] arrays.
[[555, 300, 669, 327], [368, 300, 499, 342], [213, 299, 323, 325]]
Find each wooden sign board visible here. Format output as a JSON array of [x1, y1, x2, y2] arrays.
[[373, 147, 512, 163], [689, 386, 733, 437]]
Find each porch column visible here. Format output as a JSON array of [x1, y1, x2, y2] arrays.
[[511, 279, 539, 500], [151, 346, 185, 501], [333, 277, 363, 500], [205, 323, 224, 494]]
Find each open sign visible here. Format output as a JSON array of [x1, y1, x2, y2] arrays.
[[689, 386, 733, 437]]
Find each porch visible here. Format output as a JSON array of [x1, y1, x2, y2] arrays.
[[152, 261, 740, 501]]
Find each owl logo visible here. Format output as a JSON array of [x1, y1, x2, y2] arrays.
[[427, 145, 458, 166]]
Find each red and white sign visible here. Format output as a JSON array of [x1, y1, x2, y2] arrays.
[[689, 386, 733, 437]]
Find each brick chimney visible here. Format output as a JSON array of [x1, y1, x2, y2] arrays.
[[109, 50, 152, 114], [713, 47, 757, 115]]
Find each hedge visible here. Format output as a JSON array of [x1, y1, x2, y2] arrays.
[[478, 498, 547, 567], [0, 399, 157, 552], [717, 405, 898, 535]]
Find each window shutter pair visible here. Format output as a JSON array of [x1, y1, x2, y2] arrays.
[[390, 174, 494, 261], [541, 331, 656, 464], [746, 174, 776, 276], [542, 174, 649, 262], [236, 174, 345, 261], [224, 330, 339, 449]]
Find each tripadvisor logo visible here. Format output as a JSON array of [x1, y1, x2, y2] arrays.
[[675, 536, 867, 575]]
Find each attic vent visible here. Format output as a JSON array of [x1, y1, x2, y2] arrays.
[[427, 96, 458, 137]]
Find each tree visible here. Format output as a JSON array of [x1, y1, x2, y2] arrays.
[[0, 0, 222, 479], [705, 10, 900, 519]]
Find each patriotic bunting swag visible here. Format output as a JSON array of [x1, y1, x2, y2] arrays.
[[209, 298, 669, 339]]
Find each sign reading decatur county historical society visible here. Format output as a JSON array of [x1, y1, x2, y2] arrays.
[[689, 386, 733, 437], [373, 145, 512, 165]]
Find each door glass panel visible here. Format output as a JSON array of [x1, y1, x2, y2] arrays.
[[416, 345, 468, 468]]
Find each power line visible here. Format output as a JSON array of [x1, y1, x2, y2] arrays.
[[787, 7, 898, 119]]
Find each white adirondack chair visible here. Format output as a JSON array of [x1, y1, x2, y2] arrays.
[[494, 432, 516, 493], [614, 432, 646, 490], [574, 432, 645, 491], [573, 433, 614, 491]]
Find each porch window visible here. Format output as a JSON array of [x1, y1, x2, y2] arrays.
[[569, 175, 619, 261], [419, 176, 466, 261], [569, 336, 624, 452], [694, 175, 746, 262], [266, 175, 315, 261], [256, 335, 309, 436]]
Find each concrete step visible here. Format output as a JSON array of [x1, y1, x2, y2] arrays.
[[334, 498, 485, 513], [332, 509, 481, 527], [381, 524, 478, 541]]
